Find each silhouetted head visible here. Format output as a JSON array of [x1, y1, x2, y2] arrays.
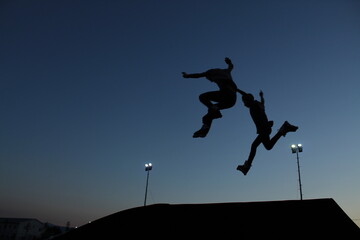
[[242, 93, 254, 108]]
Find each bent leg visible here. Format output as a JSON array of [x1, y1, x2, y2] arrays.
[[237, 135, 262, 175], [193, 92, 223, 138], [192, 108, 221, 138], [199, 91, 236, 110], [195, 91, 236, 138], [199, 91, 222, 109], [202, 112, 214, 126], [262, 121, 298, 149], [262, 131, 283, 151], [215, 92, 237, 110], [193, 113, 214, 138]]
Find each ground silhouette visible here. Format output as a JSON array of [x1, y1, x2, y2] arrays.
[[54, 198, 359, 239]]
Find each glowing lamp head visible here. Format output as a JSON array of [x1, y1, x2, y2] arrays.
[[297, 144, 303, 152], [145, 163, 153, 171], [291, 144, 303, 153]]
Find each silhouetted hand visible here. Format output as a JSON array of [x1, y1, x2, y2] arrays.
[[225, 57, 232, 64], [182, 72, 189, 78], [259, 90, 263, 97]]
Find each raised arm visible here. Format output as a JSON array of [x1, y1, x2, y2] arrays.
[[259, 90, 265, 105], [225, 57, 233, 71]]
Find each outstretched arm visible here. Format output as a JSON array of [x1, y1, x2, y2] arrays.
[[225, 57, 233, 71], [259, 90, 265, 104], [182, 72, 206, 79]]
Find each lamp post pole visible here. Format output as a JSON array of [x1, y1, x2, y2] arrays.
[[291, 144, 303, 200], [144, 163, 152, 206], [295, 149, 303, 200]]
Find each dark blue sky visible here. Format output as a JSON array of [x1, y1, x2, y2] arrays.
[[1, 0, 360, 227]]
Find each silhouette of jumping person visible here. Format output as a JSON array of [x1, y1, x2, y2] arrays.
[[236, 89, 298, 175], [182, 58, 238, 138]]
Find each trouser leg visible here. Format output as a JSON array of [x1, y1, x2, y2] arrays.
[[199, 92, 217, 109], [194, 91, 236, 138], [246, 135, 262, 166], [262, 131, 282, 151]]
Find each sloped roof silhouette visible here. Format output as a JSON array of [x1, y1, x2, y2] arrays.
[[55, 198, 359, 239]]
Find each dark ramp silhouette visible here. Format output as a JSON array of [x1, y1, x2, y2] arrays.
[[182, 57, 238, 138], [54, 198, 359, 239]]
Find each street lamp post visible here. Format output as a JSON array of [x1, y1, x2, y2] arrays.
[[291, 144, 303, 200], [144, 163, 152, 206]]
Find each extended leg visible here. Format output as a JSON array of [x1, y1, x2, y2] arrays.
[[199, 91, 221, 109], [237, 135, 262, 175], [262, 131, 282, 151], [261, 121, 298, 148], [192, 110, 220, 138], [279, 121, 298, 136], [193, 92, 223, 138], [262, 121, 298, 150]]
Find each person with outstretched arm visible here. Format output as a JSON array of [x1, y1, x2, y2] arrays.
[[236, 89, 298, 175], [182, 57, 238, 138]]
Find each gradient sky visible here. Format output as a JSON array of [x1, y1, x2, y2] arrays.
[[1, 0, 360, 227]]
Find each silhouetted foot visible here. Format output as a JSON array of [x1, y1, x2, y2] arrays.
[[279, 121, 298, 137], [237, 161, 251, 175], [268, 120, 274, 128], [193, 125, 210, 138]]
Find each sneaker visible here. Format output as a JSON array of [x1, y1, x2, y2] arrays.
[[268, 120, 274, 128], [193, 125, 210, 138], [279, 121, 298, 137], [236, 161, 251, 175]]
